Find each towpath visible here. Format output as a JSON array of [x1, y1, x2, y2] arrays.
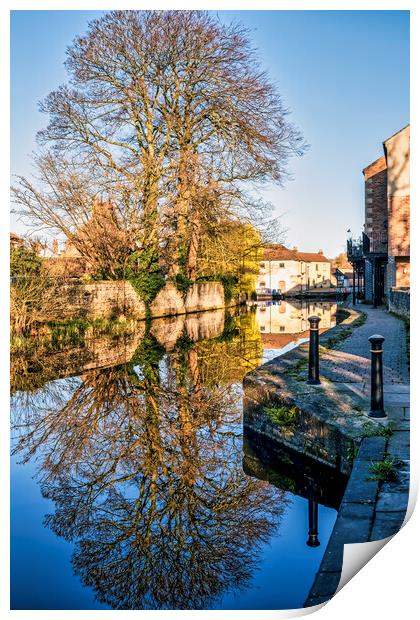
[[305, 304, 410, 607]]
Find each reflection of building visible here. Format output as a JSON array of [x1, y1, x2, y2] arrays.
[[333, 268, 351, 289], [348, 125, 410, 307], [255, 300, 336, 349], [256, 245, 332, 297]]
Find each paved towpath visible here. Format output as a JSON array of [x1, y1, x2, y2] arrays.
[[321, 303, 409, 388], [305, 303, 410, 608]]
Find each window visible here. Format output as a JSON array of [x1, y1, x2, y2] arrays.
[[279, 325, 285, 332], [315, 264, 318, 271], [259, 282, 266, 287], [260, 262, 265, 269], [279, 262, 285, 268]]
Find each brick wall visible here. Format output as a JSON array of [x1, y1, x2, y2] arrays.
[[395, 257, 410, 287], [389, 288, 410, 318], [388, 195, 410, 257], [363, 156, 388, 251]]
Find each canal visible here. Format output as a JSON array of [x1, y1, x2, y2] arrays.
[[10, 299, 346, 610]]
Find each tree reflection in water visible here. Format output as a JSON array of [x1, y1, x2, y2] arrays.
[[11, 314, 288, 610]]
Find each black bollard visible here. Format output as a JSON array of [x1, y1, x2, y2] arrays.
[[306, 499, 320, 547], [368, 334, 386, 418], [307, 315, 321, 385]]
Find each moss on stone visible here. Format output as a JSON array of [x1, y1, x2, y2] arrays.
[[264, 405, 299, 427]]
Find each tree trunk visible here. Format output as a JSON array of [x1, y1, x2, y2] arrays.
[[187, 208, 201, 280]]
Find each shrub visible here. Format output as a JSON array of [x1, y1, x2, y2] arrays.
[[10, 245, 42, 278], [126, 250, 166, 306], [174, 273, 193, 294], [130, 271, 166, 305], [10, 244, 63, 335]]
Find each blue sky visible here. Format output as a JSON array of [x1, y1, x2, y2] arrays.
[[10, 10, 409, 257]]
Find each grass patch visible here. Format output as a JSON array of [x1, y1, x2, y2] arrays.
[[264, 405, 299, 426], [347, 441, 358, 465], [361, 422, 394, 439], [368, 456, 399, 482], [284, 357, 306, 381]]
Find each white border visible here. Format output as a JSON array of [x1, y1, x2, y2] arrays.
[[1, 2, 417, 619]]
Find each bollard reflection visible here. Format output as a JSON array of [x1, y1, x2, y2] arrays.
[[306, 499, 320, 547], [368, 334, 386, 418]]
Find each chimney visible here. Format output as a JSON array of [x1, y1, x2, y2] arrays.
[[318, 249, 324, 255], [292, 246, 298, 252]]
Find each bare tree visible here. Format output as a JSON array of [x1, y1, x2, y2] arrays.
[[12, 10, 305, 279]]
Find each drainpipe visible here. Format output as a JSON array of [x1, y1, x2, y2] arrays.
[[352, 262, 356, 305]]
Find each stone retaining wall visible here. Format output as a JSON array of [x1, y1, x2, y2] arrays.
[[56, 281, 146, 320], [50, 280, 225, 321], [389, 287, 410, 319]]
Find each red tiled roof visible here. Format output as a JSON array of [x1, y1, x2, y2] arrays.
[[295, 251, 330, 263], [262, 244, 330, 263], [263, 245, 297, 260], [261, 326, 331, 349]]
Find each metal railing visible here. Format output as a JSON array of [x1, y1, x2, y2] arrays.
[[364, 231, 388, 254], [347, 238, 363, 260], [347, 232, 388, 260]]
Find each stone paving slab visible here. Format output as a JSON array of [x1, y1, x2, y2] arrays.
[[308, 571, 341, 598], [382, 384, 410, 394], [387, 431, 410, 460], [384, 393, 410, 405], [375, 492, 410, 512], [356, 436, 387, 461], [370, 510, 407, 540]]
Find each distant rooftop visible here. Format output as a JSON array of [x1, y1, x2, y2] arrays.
[[263, 244, 330, 263]]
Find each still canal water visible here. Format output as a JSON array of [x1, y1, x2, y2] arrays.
[[11, 300, 344, 610]]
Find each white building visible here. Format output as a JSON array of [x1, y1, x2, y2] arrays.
[[256, 245, 332, 297]]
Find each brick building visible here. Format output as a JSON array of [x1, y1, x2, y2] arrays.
[[384, 126, 410, 292], [348, 124, 410, 307], [362, 155, 388, 304]]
